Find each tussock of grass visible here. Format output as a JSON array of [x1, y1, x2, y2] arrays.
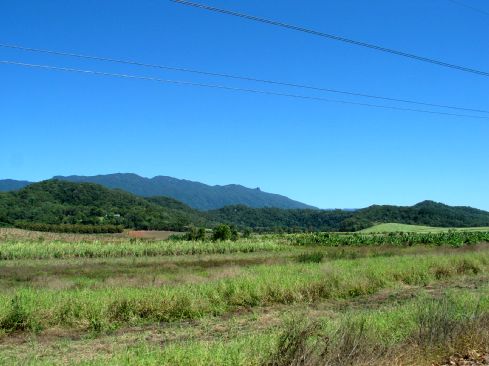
[[297, 252, 324, 263], [0, 296, 31, 332], [266, 292, 489, 366]]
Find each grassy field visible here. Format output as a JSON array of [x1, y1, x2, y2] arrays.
[[1, 230, 489, 365], [360, 223, 489, 233]]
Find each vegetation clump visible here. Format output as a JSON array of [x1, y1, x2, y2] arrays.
[[266, 296, 489, 366], [213, 224, 233, 241], [288, 231, 489, 247], [297, 252, 324, 263]]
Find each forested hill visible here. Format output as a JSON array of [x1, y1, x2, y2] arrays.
[[1, 180, 488, 232], [0, 174, 315, 210], [0, 180, 209, 231], [206, 205, 354, 232], [352, 201, 489, 228], [207, 201, 489, 232]]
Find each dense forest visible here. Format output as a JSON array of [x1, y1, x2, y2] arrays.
[[0, 180, 209, 231], [351, 201, 489, 229], [1, 180, 488, 233], [205, 205, 354, 232], [206, 201, 489, 232]]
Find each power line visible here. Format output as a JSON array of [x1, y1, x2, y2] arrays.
[[170, 0, 489, 78], [1, 42, 487, 114], [1, 60, 488, 120], [447, 0, 489, 16]]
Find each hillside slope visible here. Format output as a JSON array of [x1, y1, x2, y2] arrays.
[[360, 223, 489, 233], [352, 201, 489, 228], [208, 201, 489, 232], [206, 205, 353, 232], [0, 180, 209, 230]]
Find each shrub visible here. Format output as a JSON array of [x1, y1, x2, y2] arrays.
[[185, 226, 198, 241], [196, 227, 206, 240], [213, 224, 232, 241], [456, 259, 481, 275], [231, 226, 239, 241], [242, 227, 252, 238], [0, 295, 40, 333]]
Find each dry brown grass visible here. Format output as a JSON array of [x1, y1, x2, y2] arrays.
[[0, 228, 127, 243], [0, 228, 183, 243], [127, 230, 182, 240]]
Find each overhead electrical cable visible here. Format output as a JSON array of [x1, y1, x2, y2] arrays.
[[0, 42, 487, 114], [447, 0, 489, 16], [170, 0, 489, 78], [1, 60, 488, 120]]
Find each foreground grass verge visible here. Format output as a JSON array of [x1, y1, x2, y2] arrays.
[[3, 234, 489, 365], [1, 251, 488, 334], [267, 289, 489, 366], [2, 286, 488, 366]]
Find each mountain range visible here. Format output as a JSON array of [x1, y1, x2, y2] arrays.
[[0, 173, 315, 210], [1, 179, 489, 232], [0, 179, 31, 192]]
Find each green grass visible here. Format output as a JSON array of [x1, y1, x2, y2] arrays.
[[360, 223, 489, 233], [0, 239, 284, 260], [265, 288, 489, 366], [1, 251, 488, 333], [288, 230, 489, 246], [2, 234, 489, 365], [2, 287, 489, 365]]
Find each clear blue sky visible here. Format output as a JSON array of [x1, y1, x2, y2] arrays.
[[1, 0, 488, 210]]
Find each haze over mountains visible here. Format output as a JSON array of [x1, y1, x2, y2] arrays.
[[0, 179, 31, 192], [0, 173, 315, 210]]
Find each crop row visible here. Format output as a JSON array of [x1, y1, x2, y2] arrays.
[[0, 240, 283, 260], [286, 231, 489, 246]]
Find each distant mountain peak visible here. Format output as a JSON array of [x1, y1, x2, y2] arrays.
[[413, 200, 441, 207], [30, 173, 316, 211]]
